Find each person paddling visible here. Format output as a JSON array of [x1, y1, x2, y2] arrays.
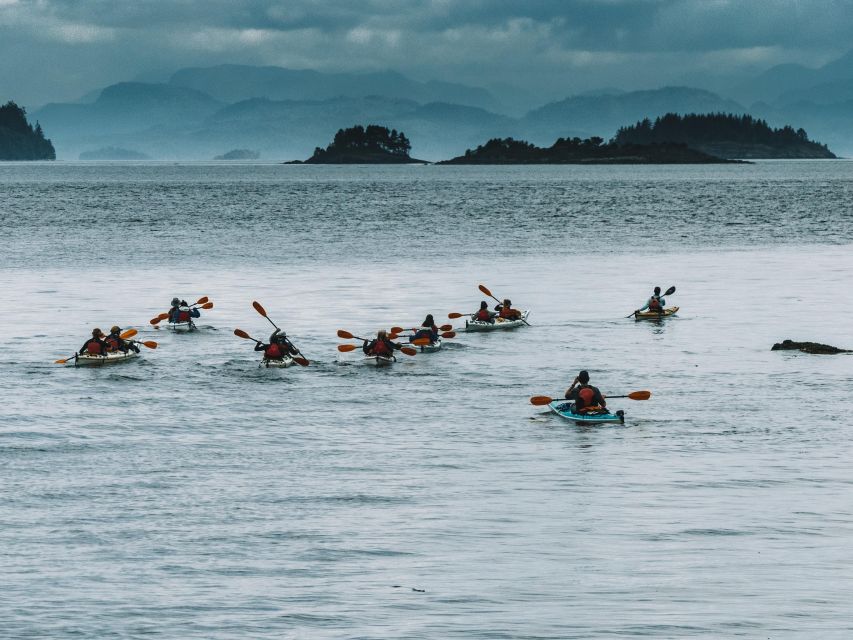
[[168, 298, 201, 324], [411, 314, 439, 344], [495, 298, 522, 320], [564, 370, 607, 413], [79, 328, 109, 356], [363, 330, 402, 358], [473, 301, 495, 323], [105, 326, 139, 353], [637, 286, 666, 315], [255, 329, 300, 362]]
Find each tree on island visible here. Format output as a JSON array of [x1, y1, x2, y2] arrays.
[[304, 125, 420, 163], [0, 101, 56, 160]]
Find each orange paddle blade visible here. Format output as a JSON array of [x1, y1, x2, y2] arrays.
[[150, 316, 162, 325], [400, 346, 417, 356], [252, 301, 267, 317], [448, 312, 464, 319], [530, 395, 556, 406], [390, 326, 406, 334], [201, 302, 214, 309], [54, 358, 69, 364], [338, 344, 358, 352], [412, 337, 431, 346], [142, 341, 158, 349], [441, 331, 456, 339], [195, 296, 209, 305], [294, 357, 310, 367], [234, 329, 251, 339], [337, 329, 355, 339], [478, 284, 493, 297], [439, 324, 452, 331], [628, 390, 652, 400], [120, 329, 137, 339]]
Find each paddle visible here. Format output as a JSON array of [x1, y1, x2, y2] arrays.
[[253, 300, 279, 330], [448, 312, 469, 319], [479, 283, 530, 325], [530, 390, 652, 406], [192, 296, 209, 306], [234, 329, 308, 366], [628, 286, 676, 318], [132, 340, 158, 349], [55, 329, 141, 363], [196, 302, 214, 310], [150, 312, 169, 325]]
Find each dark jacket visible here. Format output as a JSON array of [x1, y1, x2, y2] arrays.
[[363, 338, 401, 356], [566, 384, 606, 409]]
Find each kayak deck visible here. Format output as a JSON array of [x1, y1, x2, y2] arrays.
[[363, 355, 396, 366], [410, 338, 442, 352], [260, 356, 295, 368], [74, 351, 141, 367], [464, 310, 530, 332], [167, 320, 196, 332], [634, 306, 679, 320], [548, 400, 625, 425]]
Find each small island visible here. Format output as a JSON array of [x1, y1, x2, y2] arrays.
[[214, 149, 260, 160], [0, 101, 55, 160], [296, 125, 425, 164], [79, 146, 150, 160], [615, 113, 836, 159], [439, 136, 732, 164]]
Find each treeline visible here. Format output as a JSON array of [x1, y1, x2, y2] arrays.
[[615, 113, 829, 149], [0, 101, 55, 160], [313, 125, 411, 158]]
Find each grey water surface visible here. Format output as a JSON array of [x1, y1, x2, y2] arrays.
[[1, 161, 853, 638]]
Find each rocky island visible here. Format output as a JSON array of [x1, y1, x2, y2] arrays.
[[615, 113, 835, 159], [295, 125, 426, 163], [215, 149, 260, 160], [0, 101, 55, 160], [438, 136, 732, 164]]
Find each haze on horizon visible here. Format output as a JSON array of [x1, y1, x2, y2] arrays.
[[2, 0, 852, 107]]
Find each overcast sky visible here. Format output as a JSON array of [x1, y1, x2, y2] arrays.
[[2, 0, 852, 106]]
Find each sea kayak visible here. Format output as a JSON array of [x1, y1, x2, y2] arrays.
[[548, 400, 625, 425], [260, 355, 295, 368], [362, 355, 396, 367], [167, 320, 196, 332], [73, 350, 141, 367], [634, 306, 679, 320], [410, 337, 442, 352], [463, 310, 530, 332]]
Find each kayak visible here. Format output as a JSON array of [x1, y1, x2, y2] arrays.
[[73, 350, 141, 367], [463, 310, 530, 332], [410, 338, 442, 352], [167, 320, 196, 332], [548, 400, 625, 425], [260, 356, 295, 368], [363, 355, 396, 367], [634, 306, 679, 320]]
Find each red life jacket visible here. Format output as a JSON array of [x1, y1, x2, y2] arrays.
[[87, 340, 103, 355], [648, 297, 661, 311], [499, 306, 519, 319], [265, 343, 283, 360], [177, 310, 191, 322], [106, 336, 121, 351], [372, 339, 392, 356], [578, 387, 595, 407], [475, 309, 491, 321]]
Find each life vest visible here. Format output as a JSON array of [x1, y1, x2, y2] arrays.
[[648, 297, 662, 311], [106, 336, 121, 351], [499, 307, 520, 319], [372, 339, 392, 356], [177, 310, 191, 322], [475, 309, 491, 321], [414, 328, 434, 341], [86, 340, 103, 355], [265, 343, 283, 360], [578, 387, 595, 407]]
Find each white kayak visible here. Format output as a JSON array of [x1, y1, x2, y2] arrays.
[[362, 355, 396, 367], [167, 320, 196, 332], [260, 356, 295, 368], [462, 310, 530, 332], [74, 350, 141, 367], [410, 338, 442, 352]]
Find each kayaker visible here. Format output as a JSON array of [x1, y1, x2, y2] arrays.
[[363, 330, 402, 357], [168, 298, 201, 323], [255, 329, 299, 361], [636, 287, 666, 315], [79, 328, 109, 356], [495, 298, 522, 320], [105, 326, 140, 353], [564, 370, 607, 413], [412, 314, 439, 344], [473, 301, 495, 323]]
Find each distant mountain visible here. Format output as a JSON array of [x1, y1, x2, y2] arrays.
[[79, 146, 150, 160], [169, 64, 499, 112]]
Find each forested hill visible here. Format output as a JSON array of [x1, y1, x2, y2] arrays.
[[301, 125, 425, 163], [614, 113, 835, 159], [0, 101, 55, 160]]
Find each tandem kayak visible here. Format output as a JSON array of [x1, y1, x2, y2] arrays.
[[410, 338, 442, 352], [634, 306, 679, 320], [548, 400, 625, 425], [362, 355, 396, 367], [260, 356, 295, 368], [463, 310, 530, 332], [167, 320, 196, 332], [73, 351, 141, 367]]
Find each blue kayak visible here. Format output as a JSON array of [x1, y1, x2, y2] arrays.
[[548, 401, 625, 425]]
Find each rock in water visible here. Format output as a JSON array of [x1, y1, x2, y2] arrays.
[[771, 339, 851, 354]]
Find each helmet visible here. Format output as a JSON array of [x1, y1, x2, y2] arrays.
[[110, 326, 121, 334], [171, 298, 180, 306]]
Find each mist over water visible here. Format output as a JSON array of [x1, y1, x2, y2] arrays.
[[2, 161, 853, 638]]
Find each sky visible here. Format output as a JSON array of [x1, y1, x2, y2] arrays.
[[2, 0, 852, 107]]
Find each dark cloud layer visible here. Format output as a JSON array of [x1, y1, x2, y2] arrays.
[[2, 0, 851, 105]]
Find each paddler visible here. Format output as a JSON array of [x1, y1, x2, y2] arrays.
[[495, 298, 522, 320], [255, 329, 299, 361], [472, 301, 495, 323], [411, 314, 439, 344], [105, 326, 139, 353], [79, 328, 109, 356], [564, 370, 607, 413], [168, 298, 201, 323], [636, 286, 665, 315], [363, 330, 402, 357]]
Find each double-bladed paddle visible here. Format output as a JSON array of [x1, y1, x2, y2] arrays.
[[150, 296, 212, 325], [234, 328, 309, 366], [627, 286, 676, 318], [529, 390, 652, 405], [337, 329, 417, 356], [479, 283, 531, 325]]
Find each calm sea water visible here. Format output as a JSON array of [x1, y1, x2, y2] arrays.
[[2, 161, 853, 638]]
